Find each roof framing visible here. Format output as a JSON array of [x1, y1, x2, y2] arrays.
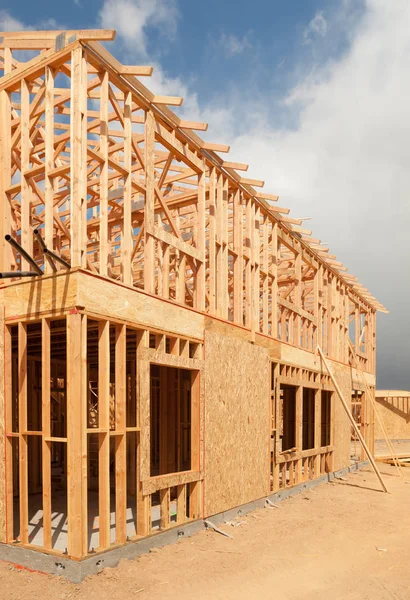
[[0, 29, 387, 317]]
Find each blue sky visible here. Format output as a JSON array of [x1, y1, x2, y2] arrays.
[[0, 0, 366, 130], [1, 0, 409, 389]]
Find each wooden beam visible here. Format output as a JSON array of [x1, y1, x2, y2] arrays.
[[222, 161, 248, 171], [4, 325, 13, 542], [123, 91, 132, 284], [240, 177, 264, 187], [153, 95, 183, 106], [41, 319, 52, 549], [119, 65, 153, 76], [179, 120, 208, 131], [21, 79, 32, 271], [115, 324, 127, 543], [318, 346, 388, 493], [44, 66, 54, 271], [98, 320, 111, 549], [70, 46, 87, 268], [18, 322, 28, 545], [67, 312, 86, 558], [144, 111, 155, 293], [203, 142, 230, 153], [99, 70, 109, 277]]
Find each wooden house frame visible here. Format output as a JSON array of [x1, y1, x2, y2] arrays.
[[0, 30, 387, 562]]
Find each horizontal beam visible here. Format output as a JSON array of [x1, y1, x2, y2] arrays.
[[202, 142, 230, 153], [118, 65, 153, 76], [153, 95, 183, 106], [179, 120, 208, 131], [222, 161, 249, 171]]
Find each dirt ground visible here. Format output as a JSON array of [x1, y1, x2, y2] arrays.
[[0, 463, 409, 600]]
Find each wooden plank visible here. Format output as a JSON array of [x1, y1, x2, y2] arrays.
[[153, 95, 183, 106], [21, 79, 32, 271], [176, 484, 186, 523], [142, 470, 202, 496], [294, 253, 302, 345], [191, 371, 201, 473], [144, 111, 155, 293], [119, 65, 153, 76], [0, 84, 12, 271], [98, 320, 111, 549], [115, 324, 127, 543], [221, 178, 229, 319], [67, 312, 85, 558], [0, 313, 7, 542], [154, 121, 203, 173], [318, 346, 388, 493], [70, 46, 88, 268], [159, 487, 170, 530], [195, 163, 206, 311], [189, 481, 201, 520], [208, 167, 216, 314], [41, 319, 52, 549], [123, 91, 132, 284], [233, 189, 242, 324], [99, 71, 109, 277], [203, 142, 230, 153], [179, 120, 208, 131], [149, 225, 203, 261], [295, 386, 302, 455], [244, 198, 252, 329], [251, 204, 258, 338], [4, 325, 13, 541], [44, 66, 54, 271], [18, 322, 28, 545], [262, 216, 269, 334], [136, 331, 150, 536], [314, 388, 321, 475], [223, 161, 248, 171], [0, 30, 115, 43], [278, 297, 317, 325], [271, 222, 278, 338]]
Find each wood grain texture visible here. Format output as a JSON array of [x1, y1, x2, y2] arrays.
[[204, 330, 270, 516]]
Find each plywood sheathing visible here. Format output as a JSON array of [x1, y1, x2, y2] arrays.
[[374, 392, 410, 440], [327, 361, 355, 471], [204, 330, 270, 516]]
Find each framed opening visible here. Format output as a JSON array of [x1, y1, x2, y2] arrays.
[[321, 391, 332, 446], [302, 388, 315, 450], [150, 365, 196, 476], [280, 385, 296, 451]]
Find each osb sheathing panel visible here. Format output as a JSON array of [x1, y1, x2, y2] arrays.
[[281, 343, 319, 370], [329, 360, 353, 471], [374, 396, 410, 440], [2, 271, 78, 320], [204, 317, 281, 361], [204, 330, 270, 516], [77, 271, 204, 340]]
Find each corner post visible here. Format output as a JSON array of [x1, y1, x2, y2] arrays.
[[67, 311, 87, 558]]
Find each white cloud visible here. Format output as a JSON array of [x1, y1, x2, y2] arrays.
[[217, 32, 252, 58], [219, 0, 409, 387], [0, 9, 25, 31], [0, 9, 63, 32], [303, 10, 328, 44], [99, 0, 178, 56]]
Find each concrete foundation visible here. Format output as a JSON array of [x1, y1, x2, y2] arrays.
[[0, 461, 369, 583]]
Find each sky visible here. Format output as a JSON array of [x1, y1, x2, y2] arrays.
[[1, 0, 409, 389]]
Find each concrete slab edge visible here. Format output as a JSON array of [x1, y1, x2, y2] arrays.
[[0, 460, 370, 583]]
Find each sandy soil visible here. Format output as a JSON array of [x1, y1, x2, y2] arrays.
[[0, 463, 409, 600]]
